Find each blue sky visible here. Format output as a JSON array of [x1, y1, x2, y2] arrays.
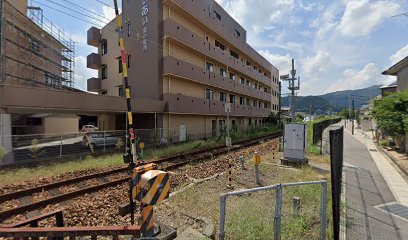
[[31, 0, 408, 95]]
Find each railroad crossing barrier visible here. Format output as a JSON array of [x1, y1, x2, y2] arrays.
[[219, 180, 327, 240], [132, 163, 171, 237]]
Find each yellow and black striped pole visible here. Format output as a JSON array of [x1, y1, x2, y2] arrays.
[[227, 158, 233, 188], [112, 0, 138, 225], [273, 146, 275, 160]]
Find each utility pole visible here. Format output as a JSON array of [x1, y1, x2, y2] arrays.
[[290, 59, 296, 122], [280, 59, 300, 123], [309, 103, 312, 122], [344, 107, 347, 128], [352, 99, 355, 135]]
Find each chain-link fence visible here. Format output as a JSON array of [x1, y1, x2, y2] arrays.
[[0, 129, 166, 166], [0, 123, 280, 166]]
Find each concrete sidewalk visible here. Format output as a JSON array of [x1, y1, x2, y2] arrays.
[[342, 121, 408, 239]]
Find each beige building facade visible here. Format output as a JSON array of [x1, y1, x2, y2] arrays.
[[87, 0, 280, 140]]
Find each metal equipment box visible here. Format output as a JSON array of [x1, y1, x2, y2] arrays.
[[283, 123, 307, 163]]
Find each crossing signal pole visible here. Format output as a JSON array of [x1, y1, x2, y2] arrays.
[[280, 59, 300, 123]]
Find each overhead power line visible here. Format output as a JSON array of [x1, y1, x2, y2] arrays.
[[41, 0, 109, 25], [60, 0, 112, 22]]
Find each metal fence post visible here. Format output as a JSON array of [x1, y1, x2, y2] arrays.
[[320, 181, 327, 240], [274, 184, 282, 240], [103, 131, 106, 151], [329, 127, 344, 240], [59, 136, 63, 157], [219, 194, 227, 240]]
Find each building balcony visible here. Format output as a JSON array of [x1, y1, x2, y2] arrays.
[[87, 53, 101, 70], [87, 78, 101, 92], [163, 56, 271, 102], [87, 27, 101, 47], [163, 19, 272, 87], [163, 56, 210, 85], [163, 94, 210, 115], [251, 107, 270, 117], [167, 0, 272, 72], [163, 19, 209, 56], [233, 104, 251, 116]]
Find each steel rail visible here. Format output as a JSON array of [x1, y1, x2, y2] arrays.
[[0, 132, 282, 221]]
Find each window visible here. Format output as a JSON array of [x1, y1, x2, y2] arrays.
[[258, 101, 261, 108], [220, 68, 226, 77], [101, 65, 108, 79], [118, 59, 123, 73], [255, 83, 258, 90], [206, 89, 214, 100], [246, 98, 250, 106], [215, 40, 226, 51], [206, 62, 214, 72], [127, 55, 131, 68], [232, 120, 236, 129], [229, 72, 236, 81], [246, 80, 250, 86], [101, 41, 108, 55], [264, 102, 268, 109], [214, 10, 221, 20], [219, 120, 225, 132], [127, 22, 131, 37], [235, 29, 241, 37], [240, 77, 245, 85], [44, 73, 60, 87], [119, 87, 124, 97], [220, 92, 226, 102], [230, 50, 239, 59], [29, 38, 39, 52], [240, 97, 245, 105], [229, 94, 235, 103], [246, 61, 251, 66], [254, 100, 257, 107]]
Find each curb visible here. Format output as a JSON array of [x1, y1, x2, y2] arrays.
[[377, 146, 408, 180]]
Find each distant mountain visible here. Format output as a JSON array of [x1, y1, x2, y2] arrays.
[[282, 85, 381, 114]]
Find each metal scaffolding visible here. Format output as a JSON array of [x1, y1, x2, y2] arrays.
[[0, 0, 75, 89]]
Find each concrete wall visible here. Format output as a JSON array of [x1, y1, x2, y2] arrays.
[[43, 116, 79, 134], [397, 66, 408, 92], [99, 20, 121, 96]]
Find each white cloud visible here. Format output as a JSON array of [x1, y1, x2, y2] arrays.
[[102, 5, 116, 22], [74, 56, 97, 91], [301, 51, 330, 76], [337, 0, 400, 37], [325, 63, 386, 92], [389, 44, 408, 64], [258, 50, 293, 75]]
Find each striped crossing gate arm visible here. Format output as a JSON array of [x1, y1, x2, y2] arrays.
[[112, 0, 137, 225]]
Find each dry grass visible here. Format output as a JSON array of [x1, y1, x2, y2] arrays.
[[169, 151, 332, 239]]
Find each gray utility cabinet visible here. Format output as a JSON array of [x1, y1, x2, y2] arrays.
[[283, 123, 307, 161]]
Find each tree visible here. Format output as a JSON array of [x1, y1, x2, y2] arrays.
[[373, 90, 408, 152]]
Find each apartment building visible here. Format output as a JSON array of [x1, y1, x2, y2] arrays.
[[87, 0, 280, 141]]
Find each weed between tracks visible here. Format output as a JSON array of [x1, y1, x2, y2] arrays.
[[169, 151, 333, 240]]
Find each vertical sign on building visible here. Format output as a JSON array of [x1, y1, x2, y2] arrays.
[[141, 0, 149, 51]]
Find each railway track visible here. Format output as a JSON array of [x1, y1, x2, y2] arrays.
[[0, 132, 282, 222]]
